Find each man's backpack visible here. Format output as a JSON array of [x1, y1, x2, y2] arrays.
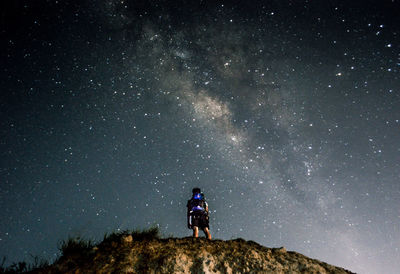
[[188, 193, 206, 214]]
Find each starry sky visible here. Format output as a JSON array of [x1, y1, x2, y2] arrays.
[[1, 0, 399, 273]]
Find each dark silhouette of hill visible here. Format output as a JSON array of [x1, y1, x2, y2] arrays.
[[1, 228, 354, 273]]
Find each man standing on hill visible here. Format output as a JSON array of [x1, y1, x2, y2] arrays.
[[187, 187, 212, 240]]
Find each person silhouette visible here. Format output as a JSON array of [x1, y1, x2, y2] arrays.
[[187, 187, 211, 240]]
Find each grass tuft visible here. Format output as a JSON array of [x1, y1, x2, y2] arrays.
[[59, 237, 95, 258], [101, 226, 161, 246], [131, 226, 160, 241], [0, 255, 49, 274]]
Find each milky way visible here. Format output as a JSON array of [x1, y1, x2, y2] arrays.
[[1, 1, 399, 273]]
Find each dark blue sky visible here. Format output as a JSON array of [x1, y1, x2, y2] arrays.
[[1, 1, 399, 273]]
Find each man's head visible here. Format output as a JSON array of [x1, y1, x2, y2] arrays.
[[192, 187, 201, 194]]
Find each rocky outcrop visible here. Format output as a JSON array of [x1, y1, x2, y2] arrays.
[[35, 236, 353, 273]]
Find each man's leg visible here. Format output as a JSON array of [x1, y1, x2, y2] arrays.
[[193, 226, 199, 238], [203, 227, 211, 240]]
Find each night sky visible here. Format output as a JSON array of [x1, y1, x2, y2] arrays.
[[1, 1, 399, 273]]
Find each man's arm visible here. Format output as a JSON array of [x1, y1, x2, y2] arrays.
[[187, 201, 192, 228]]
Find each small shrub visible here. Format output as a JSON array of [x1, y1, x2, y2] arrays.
[[131, 226, 160, 241], [59, 237, 94, 257], [102, 226, 160, 246], [102, 230, 130, 245], [29, 255, 49, 271], [7, 262, 27, 273], [0, 256, 49, 274]]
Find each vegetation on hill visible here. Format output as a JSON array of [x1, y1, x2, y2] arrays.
[[0, 227, 160, 273]]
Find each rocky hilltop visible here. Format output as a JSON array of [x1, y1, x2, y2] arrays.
[[28, 229, 353, 274]]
